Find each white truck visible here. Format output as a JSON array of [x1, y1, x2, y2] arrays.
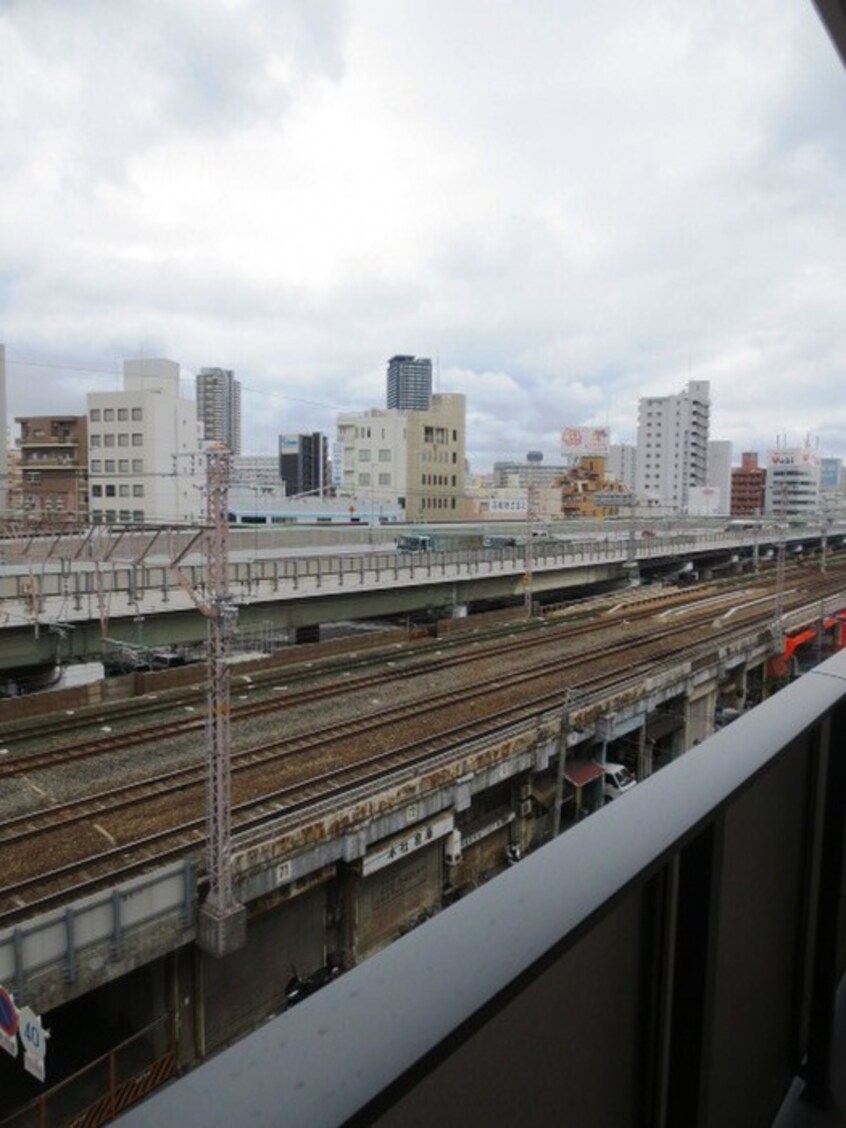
[[600, 762, 637, 802]]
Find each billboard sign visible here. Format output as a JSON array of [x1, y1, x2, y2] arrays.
[[767, 449, 819, 469], [561, 426, 610, 457], [483, 498, 528, 513]]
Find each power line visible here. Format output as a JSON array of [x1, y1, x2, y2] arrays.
[[8, 354, 360, 413]]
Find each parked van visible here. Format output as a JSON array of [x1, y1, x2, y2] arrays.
[[599, 762, 636, 801]]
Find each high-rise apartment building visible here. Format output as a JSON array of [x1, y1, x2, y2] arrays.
[[386, 355, 432, 411], [338, 393, 466, 522], [278, 433, 330, 497], [15, 415, 88, 523], [196, 367, 242, 454], [88, 358, 204, 525], [635, 380, 710, 513]]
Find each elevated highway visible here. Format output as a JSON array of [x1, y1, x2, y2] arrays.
[[0, 522, 840, 672]]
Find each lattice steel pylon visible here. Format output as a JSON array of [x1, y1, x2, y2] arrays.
[[197, 444, 247, 957], [523, 460, 540, 617], [771, 487, 787, 644]]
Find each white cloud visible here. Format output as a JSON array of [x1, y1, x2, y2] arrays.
[[1, 0, 845, 468]]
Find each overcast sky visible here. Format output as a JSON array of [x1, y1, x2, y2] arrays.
[[1, 0, 845, 470]]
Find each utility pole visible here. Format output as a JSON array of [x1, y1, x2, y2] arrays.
[[523, 452, 543, 617], [772, 484, 787, 646], [197, 444, 247, 957]]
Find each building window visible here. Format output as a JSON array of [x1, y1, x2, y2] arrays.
[[119, 510, 131, 522], [118, 433, 129, 447], [358, 450, 371, 462], [378, 449, 391, 462], [119, 484, 130, 497], [90, 434, 101, 447], [119, 460, 129, 473], [117, 408, 129, 421], [132, 484, 144, 497], [90, 409, 101, 422], [378, 473, 391, 486], [25, 471, 41, 483], [92, 485, 102, 497], [105, 485, 116, 497], [358, 473, 371, 486], [91, 461, 102, 473], [103, 408, 115, 422], [132, 510, 145, 522], [132, 459, 143, 472], [132, 434, 143, 446], [103, 434, 115, 447], [105, 460, 116, 473], [131, 407, 143, 421]]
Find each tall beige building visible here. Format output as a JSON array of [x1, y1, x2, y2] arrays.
[[337, 393, 466, 522]]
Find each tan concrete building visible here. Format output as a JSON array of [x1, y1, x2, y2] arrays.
[[560, 456, 628, 519], [15, 415, 89, 524], [337, 393, 466, 522]]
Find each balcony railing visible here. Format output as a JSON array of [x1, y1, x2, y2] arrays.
[[100, 651, 846, 1127]]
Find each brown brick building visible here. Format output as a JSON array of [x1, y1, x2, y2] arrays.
[[16, 415, 89, 523], [730, 452, 766, 517]]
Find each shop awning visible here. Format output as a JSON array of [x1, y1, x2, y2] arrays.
[[564, 760, 604, 788]]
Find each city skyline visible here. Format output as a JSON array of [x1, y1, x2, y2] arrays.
[[1, 1, 844, 470]]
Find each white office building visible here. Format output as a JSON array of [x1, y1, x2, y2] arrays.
[[635, 380, 710, 513], [87, 358, 205, 525], [765, 448, 821, 519]]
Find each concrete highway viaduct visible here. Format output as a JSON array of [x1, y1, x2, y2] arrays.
[[0, 522, 840, 676]]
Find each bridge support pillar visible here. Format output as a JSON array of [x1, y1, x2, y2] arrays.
[[636, 721, 653, 780], [686, 686, 718, 748], [293, 624, 320, 645], [197, 903, 247, 958]]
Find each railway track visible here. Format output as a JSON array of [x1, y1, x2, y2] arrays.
[[2, 564, 845, 926], [0, 568, 762, 750], [0, 564, 822, 778]]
